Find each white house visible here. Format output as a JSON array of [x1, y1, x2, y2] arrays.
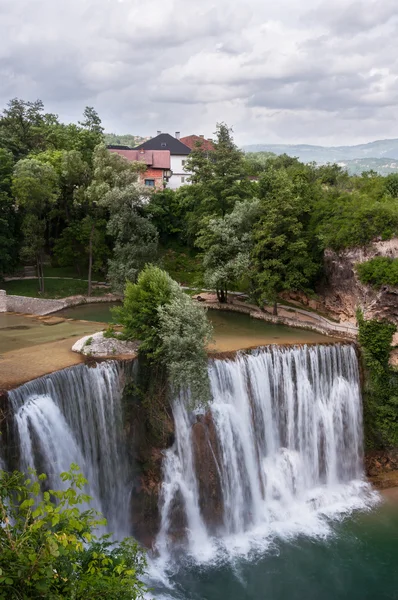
[[134, 132, 191, 190]]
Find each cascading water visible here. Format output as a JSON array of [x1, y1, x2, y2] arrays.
[[156, 344, 377, 565], [7, 361, 131, 539]]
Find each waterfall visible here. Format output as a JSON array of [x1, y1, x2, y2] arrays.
[[157, 344, 376, 563], [8, 361, 131, 539]]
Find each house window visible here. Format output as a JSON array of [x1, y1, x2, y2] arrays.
[[145, 179, 155, 187], [161, 143, 167, 147], [181, 176, 185, 183], [182, 160, 186, 166]]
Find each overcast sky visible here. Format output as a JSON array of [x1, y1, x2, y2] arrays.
[[1, 0, 398, 146]]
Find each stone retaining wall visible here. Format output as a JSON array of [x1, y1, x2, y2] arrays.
[[0, 291, 121, 316], [0, 290, 6, 312], [203, 301, 358, 341], [5, 295, 67, 315]]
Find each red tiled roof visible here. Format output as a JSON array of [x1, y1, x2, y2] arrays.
[[108, 149, 170, 169], [180, 135, 214, 152]]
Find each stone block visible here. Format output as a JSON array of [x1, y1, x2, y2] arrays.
[[0, 290, 6, 312]]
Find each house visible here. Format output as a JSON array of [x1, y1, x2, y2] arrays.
[[180, 134, 214, 154], [108, 148, 171, 190], [133, 132, 191, 190]]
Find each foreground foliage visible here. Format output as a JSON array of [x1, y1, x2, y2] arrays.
[[357, 311, 398, 448], [0, 465, 147, 600]]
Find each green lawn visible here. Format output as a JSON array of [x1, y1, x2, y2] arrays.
[[43, 266, 105, 280], [2, 279, 108, 299]]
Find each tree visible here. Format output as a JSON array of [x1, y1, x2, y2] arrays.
[[385, 173, 398, 198], [252, 168, 320, 314], [77, 144, 125, 295], [0, 148, 18, 277], [0, 98, 58, 159], [0, 465, 147, 600], [196, 198, 261, 302], [84, 144, 158, 294], [182, 123, 249, 239], [114, 266, 213, 406], [12, 158, 59, 293], [146, 188, 184, 244], [99, 156, 158, 293]]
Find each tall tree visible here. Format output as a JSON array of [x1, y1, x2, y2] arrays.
[[82, 144, 157, 294], [0, 148, 18, 277], [196, 199, 261, 302], [0, 98, 58, 159], [252, 168, 320, 314], [182, 123, 249, 239], [12, 158, 59, 292]]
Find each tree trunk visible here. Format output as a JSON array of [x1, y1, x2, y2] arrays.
[[88, 224, 95, 297], [36, 257, 41, 294], [40, 260, 45, 294], [37, 256, 45, 294], [273, 301, 278, 316]]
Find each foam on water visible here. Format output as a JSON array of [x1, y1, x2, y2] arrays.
[[8, 361, 131, 539], [155, 344, 379, 570]]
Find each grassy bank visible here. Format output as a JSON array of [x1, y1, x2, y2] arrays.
[[1, 278, 108, 299]]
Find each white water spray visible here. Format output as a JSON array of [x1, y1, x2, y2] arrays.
[[8, 362, 131, 539], [157, 344, 377, 563]]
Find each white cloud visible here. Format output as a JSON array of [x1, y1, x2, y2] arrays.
[[0, 0, 398, 145]]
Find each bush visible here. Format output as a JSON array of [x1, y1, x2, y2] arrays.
[[114, 265, 213, 406], [357, 257, 398, 288], [0, 465, 147, 600], [357, 311, 398, 448]]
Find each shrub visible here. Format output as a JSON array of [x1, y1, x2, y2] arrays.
[[114, 265, 213, 406], [357, 310, 398, 448], [356, 257, 398, 288]]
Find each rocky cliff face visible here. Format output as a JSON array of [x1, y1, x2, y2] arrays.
[[318, 238, 398, 326]]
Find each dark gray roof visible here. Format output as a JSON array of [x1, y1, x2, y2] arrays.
[[133, 133, 191, 155]]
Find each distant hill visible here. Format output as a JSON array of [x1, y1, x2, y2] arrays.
[[104, 133, 150, 148], [242, 138, 398, 175]]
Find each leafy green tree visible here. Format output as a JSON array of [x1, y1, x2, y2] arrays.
[[76, 144, 127, 295], [83, 144, 157, 293], [312, 189, 398, 251], [0, 98, 58, 159], [0, 148, 19, 277], [385, 173, 398, 198], [115, 266, 212, 405], [0, 465, 147, 600], [182, 123, 249, 239], [196, 198, 261, 302], [12, 158, 59, 293], [252, 168, 320, 314], [53, 217, 109, 278], [146, 188, 184, 244]]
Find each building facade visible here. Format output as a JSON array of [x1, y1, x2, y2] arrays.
[[133, 133, 191, 190], [108, 148, 171, 190]]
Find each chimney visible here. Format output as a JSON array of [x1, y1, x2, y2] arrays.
[[200, 134, 204, 138], [157, 130, 161, 135], [175, 131, 180, 140]]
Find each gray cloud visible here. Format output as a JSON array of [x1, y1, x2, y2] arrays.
[[1, 0, 398, 145]]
